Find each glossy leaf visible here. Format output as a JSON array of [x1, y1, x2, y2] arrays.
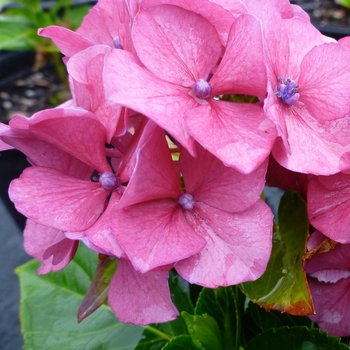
[[78, 254, 117, 323], [162, 335, 198, 350], [241, 190, 313, 315], [134, 324, 171, 350], [182, 312, 223, 350], [245, 326, 350, 350], [195, 286, 243, 350], [16, 244, 143, 350]]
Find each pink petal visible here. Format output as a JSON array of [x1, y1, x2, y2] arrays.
[[0, 123, 14, 151], [142, 0, 242, 45], [38, 26, 92, 58], [108, 259, 178, 325], [308, 173, 350, 243], [299, 43, 350, 122], [133, 5, 222, 85], [180, 144, 268, 212], [111, 200, 206, 272], [185, 100, 276, 174], [104, 49, 196, 153], [23, 220, 78, 274], [308, 277, 350, 337], [119, 122, 183, 209], [210, 14, 267, 96], [9, 167, 110, 232], [175, 201, 273, 287], [28, 108, 111, 173]]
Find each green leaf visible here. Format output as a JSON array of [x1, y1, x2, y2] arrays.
[[245, 326, 350, 350], [16, 244, 143, 350], [182, 312, 223, 350], [195, 286, 243, 350], [241, 190, 313, 316], [135, 324, 171, 350], [162, 335, 199, 350], [336, 0, 350, 9]]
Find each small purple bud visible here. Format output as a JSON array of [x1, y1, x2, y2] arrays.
[[99, 172, 119, 190], [276, 77, 300, 105], [192, 78, 211, 99], [178, 193, 196, 210], [113, 36, 123, 49]]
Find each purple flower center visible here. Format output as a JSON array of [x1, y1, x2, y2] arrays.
[[276, 77, 300, 105], [113, 36, 123, 49], [192, 78, 211, 99], [178, 193, 196, 210], [99, 172, 119, 190]]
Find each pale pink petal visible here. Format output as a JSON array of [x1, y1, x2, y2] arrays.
[[210, 14, 267, 96], [133, 5, 222, 85], [299, 43, 350, 122], [23, 220, 78, 274], [308, 173, 350, 243], [175, 201, 273, 287], [185, 100, 276, 174], [111, 200, 206, 272], [9, 167, 110, 231], [104, 49, 196, 153], [0, 123, 14, 151], [28, 108, 111, 173], [38, 26, 92, 58], [108, 259, 178, 325], [142, 0, 242, 45], [180, 144, 268, 212], [67, 45, 125, 142]]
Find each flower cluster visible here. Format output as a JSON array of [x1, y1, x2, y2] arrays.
[[2, 0, 350, 335]]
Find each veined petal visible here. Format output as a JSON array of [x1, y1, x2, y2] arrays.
[[108, 259, 178, 325], [185, 100, 276, 174], [210, 14, 267, 96], [104, 49, 196, 153], [175, 201, 273, 287], [180, 144, 267, 212], [111, 200, 206, 273], [133, 4, 222, 85], [9, 167, 109, 232]]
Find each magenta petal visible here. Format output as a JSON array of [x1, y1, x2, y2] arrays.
[[211, 14, 267, 96], [10, 167, 109, 232], [28, 109, 110, 173], [308, 173, 350, 243], [0, 123, 14, 151], [133, 5, 222, 85], [175, 201, 273, 287], [185, 100, 276, 174], [180, 144, 268, 212], [108, 259, 178, 325], [23, 220, 78, 274], [103, 49, 196, 153], [38, 26, 92, 58], [111, 201, 206, 272]]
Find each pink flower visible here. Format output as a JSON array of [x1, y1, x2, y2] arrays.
[[308, 172, 350, 244], [305, 231, 350, 337], [111, 121, 273, 287], [260, 10, 350, 174], [0, 123, 14, 151], [104, 5, 276, 173]]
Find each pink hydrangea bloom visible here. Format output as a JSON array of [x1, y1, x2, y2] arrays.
[[111, 121, 273, 287], [104, 5, 276, 173], [305, 231, 350, 337]]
